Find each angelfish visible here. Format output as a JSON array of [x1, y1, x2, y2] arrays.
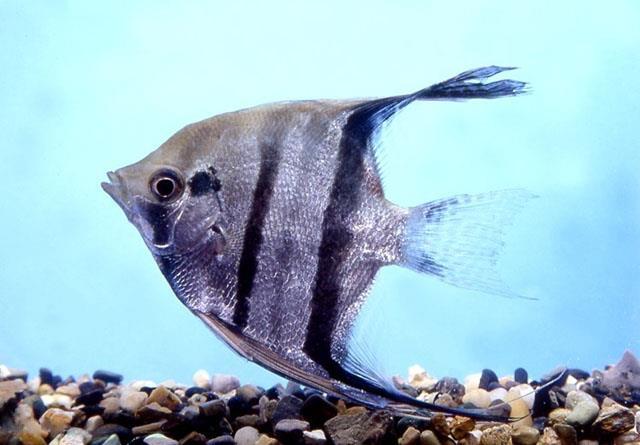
[[103, 66, 532, 419]]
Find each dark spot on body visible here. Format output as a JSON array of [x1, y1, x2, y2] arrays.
[[189, 168, 221, 197]]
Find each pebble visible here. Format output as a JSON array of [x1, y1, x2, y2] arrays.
[[192, 370, 211, 389], [324, 410, 393, 445], [92, 371, 123, 385], [85, 415, 104, 433], [0, 379, 28, 408], [479, 424, 512, 445], [488, 387, 507, 403], [303, 429, 326, 445], [553, 423, 578, 445], [514, 368, 528, 384], [200, 399, 228, 418], [451, 417, 475, 440], [211, 374, 240, 394], [41, 393, 73, 410], [235, 384, 263, 405], [300, 394, 337, 427], [274, 418, 310, 443], [271, 394, 303, 425], [255, 435, 278, 445], [408, 364, 438, 391], [99, 396, 120, 416], [204, 436, 235, 445], [592, 401, 635, 434], [58, 428, 91, 445], [399, 426, 421, 445], [18, 431, 47, 445], [419, 430, 441, 445], [234, 426, 260, 445], [147, 385, 182, 411], [136, 402, 173, 420], [119, 389, 148, 412], [508, 398, 532, 427], [131, 420, 167, 435], [538, 427, 559, 445], [464, 373, 482, 391], [39, 407, 75, 437], [549, 407, 571, 425], [510, 425, 539, 445], [101, 434, 121, 445], [143, 433, 179, 445], [566, 400, 600, 427], [479, 369, 499, 390], [55, 384, 81, 399], [462, 388, 491, 408]]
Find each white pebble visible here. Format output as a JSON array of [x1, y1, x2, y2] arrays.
[[489, 387, 508, 403], [59, 427, 91, 445], [41, 394, 73, 410], [462, 388, 491, 408], [192, 369, 210, 389], [0, 365, 10, 378], [303, 429, 327, 444], [119, 389, 148, 412], [130, 380, 157, 391], [464, 373, 481, 391], [211, 374, 240, 394], [143, 433, 179, 445]]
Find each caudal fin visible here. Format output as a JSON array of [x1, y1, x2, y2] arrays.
[[399, 189, 535, 298]]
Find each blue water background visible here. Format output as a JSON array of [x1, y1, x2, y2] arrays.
[[1, 2, 638, 387]]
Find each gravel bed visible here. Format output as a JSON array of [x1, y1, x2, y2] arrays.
[[1, 351, 639, 444]]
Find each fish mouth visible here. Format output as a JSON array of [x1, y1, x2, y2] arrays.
[[101, 171, 132, 216]]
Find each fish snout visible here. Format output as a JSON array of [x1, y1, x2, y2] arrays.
[[102, 171, 132, 216]]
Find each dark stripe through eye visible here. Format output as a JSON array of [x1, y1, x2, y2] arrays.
[[233, 144, 282, 330]]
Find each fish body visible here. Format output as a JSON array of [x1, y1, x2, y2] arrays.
[[103, 67, 530, 419]]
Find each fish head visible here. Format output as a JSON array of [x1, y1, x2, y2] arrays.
[[102, 125, 227, 257]]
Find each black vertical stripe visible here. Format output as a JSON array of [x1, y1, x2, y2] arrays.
[[233, 143, 282, 329], [303, 109, 374, 368]]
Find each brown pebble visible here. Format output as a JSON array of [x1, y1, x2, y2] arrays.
[[592, 402, 635, 435], [553, 423, 577, 445], [539, 427, 560, 445], [431, 413, 450, 437], [344, 406, 367, 415], [451, 416, 475, 440], [98, 397, 120, 416], [479, 424, 512, 445], [17, 432, 47, 445], [235, 414, 261, 428], [85, 415, 104, 433], [548, 408, 571, 426], [510, 425, 539, 445], [39, 408, 75, 437], [131, 420, 167, 435], [613, 431, 640, 444], [255, 435, 279, 445], [458, 433, 480, 445], [147, 386, 182, 411], [136, 402, 173, 421], [335, 399, 347, 414], [419, 430, 441, 445], [508, 399, 532, 428], [178, 431, 207, 445], [400, 426, 421, 445]]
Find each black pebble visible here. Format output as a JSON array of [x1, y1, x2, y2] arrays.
[[186, 386, 207, 397], [39, 368, 54, 386], [91, 424, 132, 443], [487, 381, 503, 391], [227, 395, 252, 418], [568, 368, 590, 380], [32, 397, 47, 419], [396, 416, 431, 435], [79, 381, 101, 394], [139, 386, 156, 395], [265, 383, 285, 400], [81, 405, 105, 416], [76, 389, 104, 406], [487, 399, 511, 418], [300, 394, 338, 428], [200, 399, 228, 419], [479, 369, 499, 390], [92, 370, 123, 385], [271, 395, 303, 425], [514, 367, 528, 384], [206, 435, 236, 445]]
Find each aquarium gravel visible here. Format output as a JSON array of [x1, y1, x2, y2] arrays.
[[1, 352, 639, 445]]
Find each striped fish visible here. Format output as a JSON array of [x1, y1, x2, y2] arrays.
[[102, 66, 533, 420]]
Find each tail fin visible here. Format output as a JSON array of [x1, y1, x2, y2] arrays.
[[399, 189, 535, 298]]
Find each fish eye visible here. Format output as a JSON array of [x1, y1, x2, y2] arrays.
[[149, 168, 184, 201]]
